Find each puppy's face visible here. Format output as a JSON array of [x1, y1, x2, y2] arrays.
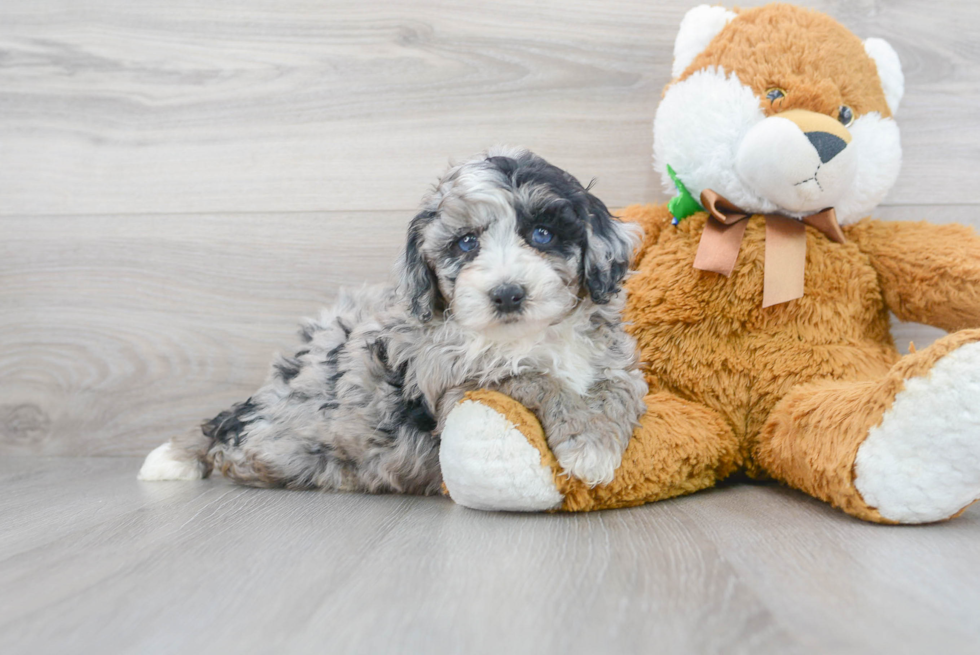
[[398, 148, 638, 338]]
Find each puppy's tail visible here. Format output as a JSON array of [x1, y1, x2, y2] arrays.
[[137, 400, 253, 481]]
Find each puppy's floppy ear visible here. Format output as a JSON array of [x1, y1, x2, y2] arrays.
[[581, 193, 641, 304], [485, 155, 519, 178], [397, 210, 443, 322]]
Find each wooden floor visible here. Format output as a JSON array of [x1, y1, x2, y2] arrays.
[[3, 0, 980, 652], [2, 457, 979, 654]]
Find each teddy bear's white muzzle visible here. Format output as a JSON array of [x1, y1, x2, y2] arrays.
[[735, 114, 857, 215]]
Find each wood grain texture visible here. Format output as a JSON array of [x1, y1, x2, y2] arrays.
[[2, 457, 979, 655], [2, 207, 974, 456], [3, 4, 979, 651], [1, 0, 980, 215], [2, 0, 980, 458], [0, 211, 405, 456]]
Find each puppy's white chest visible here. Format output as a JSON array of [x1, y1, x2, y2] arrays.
[[533, 339, 596, 396]]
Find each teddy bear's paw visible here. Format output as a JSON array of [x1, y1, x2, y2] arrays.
[[855, 341, 980, 523], [439, 399, 563, 512], [552, 435, 621, 487]]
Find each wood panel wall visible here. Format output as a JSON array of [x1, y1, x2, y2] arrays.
[[1, 0, 977, 455]]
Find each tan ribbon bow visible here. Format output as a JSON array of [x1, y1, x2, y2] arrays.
[[692, 189, 846, 308]]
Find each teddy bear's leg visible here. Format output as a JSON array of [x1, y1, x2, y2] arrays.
[[756, 329, 980, 524], [440, 389, 738, 512]]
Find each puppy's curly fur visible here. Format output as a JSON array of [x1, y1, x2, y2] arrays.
[[140, 147, 648, 492]]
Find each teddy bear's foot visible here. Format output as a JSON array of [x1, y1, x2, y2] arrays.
[[758, 329, 980, 524], [440, 393, 563, 512], [441, 389, 739, 512], [855, 339, 980, 523]]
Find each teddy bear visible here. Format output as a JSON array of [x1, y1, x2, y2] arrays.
[[437, 3, 980, 524]]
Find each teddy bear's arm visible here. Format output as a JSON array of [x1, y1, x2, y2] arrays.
[[614, 204, 673, 262], [845, 218, 980, 332], [440, 389, 739, 512]]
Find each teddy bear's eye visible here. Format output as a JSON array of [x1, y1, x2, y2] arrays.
[[837, 105, 854, 127], [765, 88, 785, 103]]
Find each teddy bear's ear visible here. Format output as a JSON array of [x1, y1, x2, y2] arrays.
[[864, 38, 905, 115], [672, 5, 737, 79]]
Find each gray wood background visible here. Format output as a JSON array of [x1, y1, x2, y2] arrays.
[[1, 0, 977, 456], [4, 4, 980, 654]]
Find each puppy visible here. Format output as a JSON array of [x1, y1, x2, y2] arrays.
[[139, 147, 649, 493]]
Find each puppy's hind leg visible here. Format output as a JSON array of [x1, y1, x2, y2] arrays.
[[138, 438, 209, 481], [137, 399, 253, 482], [139, 293, 359, 486], [139, 393, 342, 489]]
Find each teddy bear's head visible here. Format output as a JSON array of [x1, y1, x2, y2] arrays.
[[654, 3, 904, 225]]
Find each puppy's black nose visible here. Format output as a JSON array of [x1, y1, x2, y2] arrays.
[[490, 284, 526, 314]]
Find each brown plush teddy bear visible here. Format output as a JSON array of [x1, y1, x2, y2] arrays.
[[438, 3, 980, 524]]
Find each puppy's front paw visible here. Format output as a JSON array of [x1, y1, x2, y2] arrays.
[[553, 436, 621, 487]]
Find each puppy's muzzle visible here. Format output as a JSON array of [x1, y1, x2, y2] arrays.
[[490, 283, 526, 314]]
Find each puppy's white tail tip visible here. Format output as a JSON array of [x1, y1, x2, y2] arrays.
[[138, 442, 206, 481]]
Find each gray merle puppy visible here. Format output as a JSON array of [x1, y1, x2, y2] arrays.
[[139, 147, 648, 494]]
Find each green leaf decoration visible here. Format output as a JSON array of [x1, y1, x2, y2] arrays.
[[667, 164, 703, 224]]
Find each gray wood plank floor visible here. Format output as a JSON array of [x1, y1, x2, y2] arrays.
[[3, 457, 980, 655]]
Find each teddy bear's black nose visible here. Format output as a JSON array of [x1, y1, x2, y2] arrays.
[[806, 131, 848, 163]]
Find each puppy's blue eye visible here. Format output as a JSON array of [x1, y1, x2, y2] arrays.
[[531, 227, 554, 246], [456, 233, 478, 253]]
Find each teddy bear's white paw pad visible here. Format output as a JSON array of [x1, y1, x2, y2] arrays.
[[440, 400, 563, 512], [855, 342, 980, 523], [138, 442, 206, 481]]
